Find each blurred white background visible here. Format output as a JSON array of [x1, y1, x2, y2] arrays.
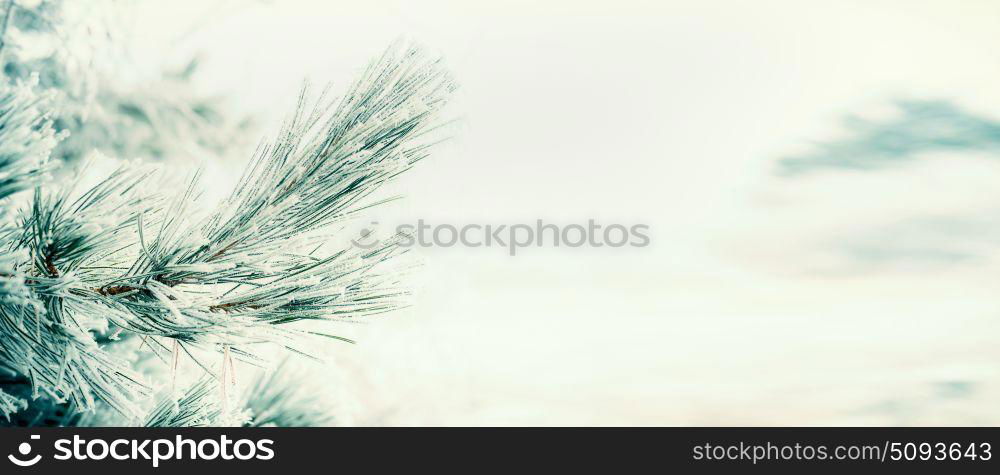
[[116, 0, 1000, 425]]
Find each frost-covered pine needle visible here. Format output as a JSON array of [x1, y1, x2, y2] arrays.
[[0, 74, 60, 202], [143, 376, 247, 427], [242, 359, 336, 427]]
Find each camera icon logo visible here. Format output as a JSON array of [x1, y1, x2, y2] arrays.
[[8, 434, 41, 467]]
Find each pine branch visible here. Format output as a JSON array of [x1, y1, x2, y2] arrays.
[[0, 75, 60, 202], [243, 359, 336, 427], [88, 43, 453, 347], [0, 41, 455, 423], [143, 376, 246, 427]]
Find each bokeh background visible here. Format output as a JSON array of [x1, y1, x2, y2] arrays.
[[76, 0, 1000, 425]]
